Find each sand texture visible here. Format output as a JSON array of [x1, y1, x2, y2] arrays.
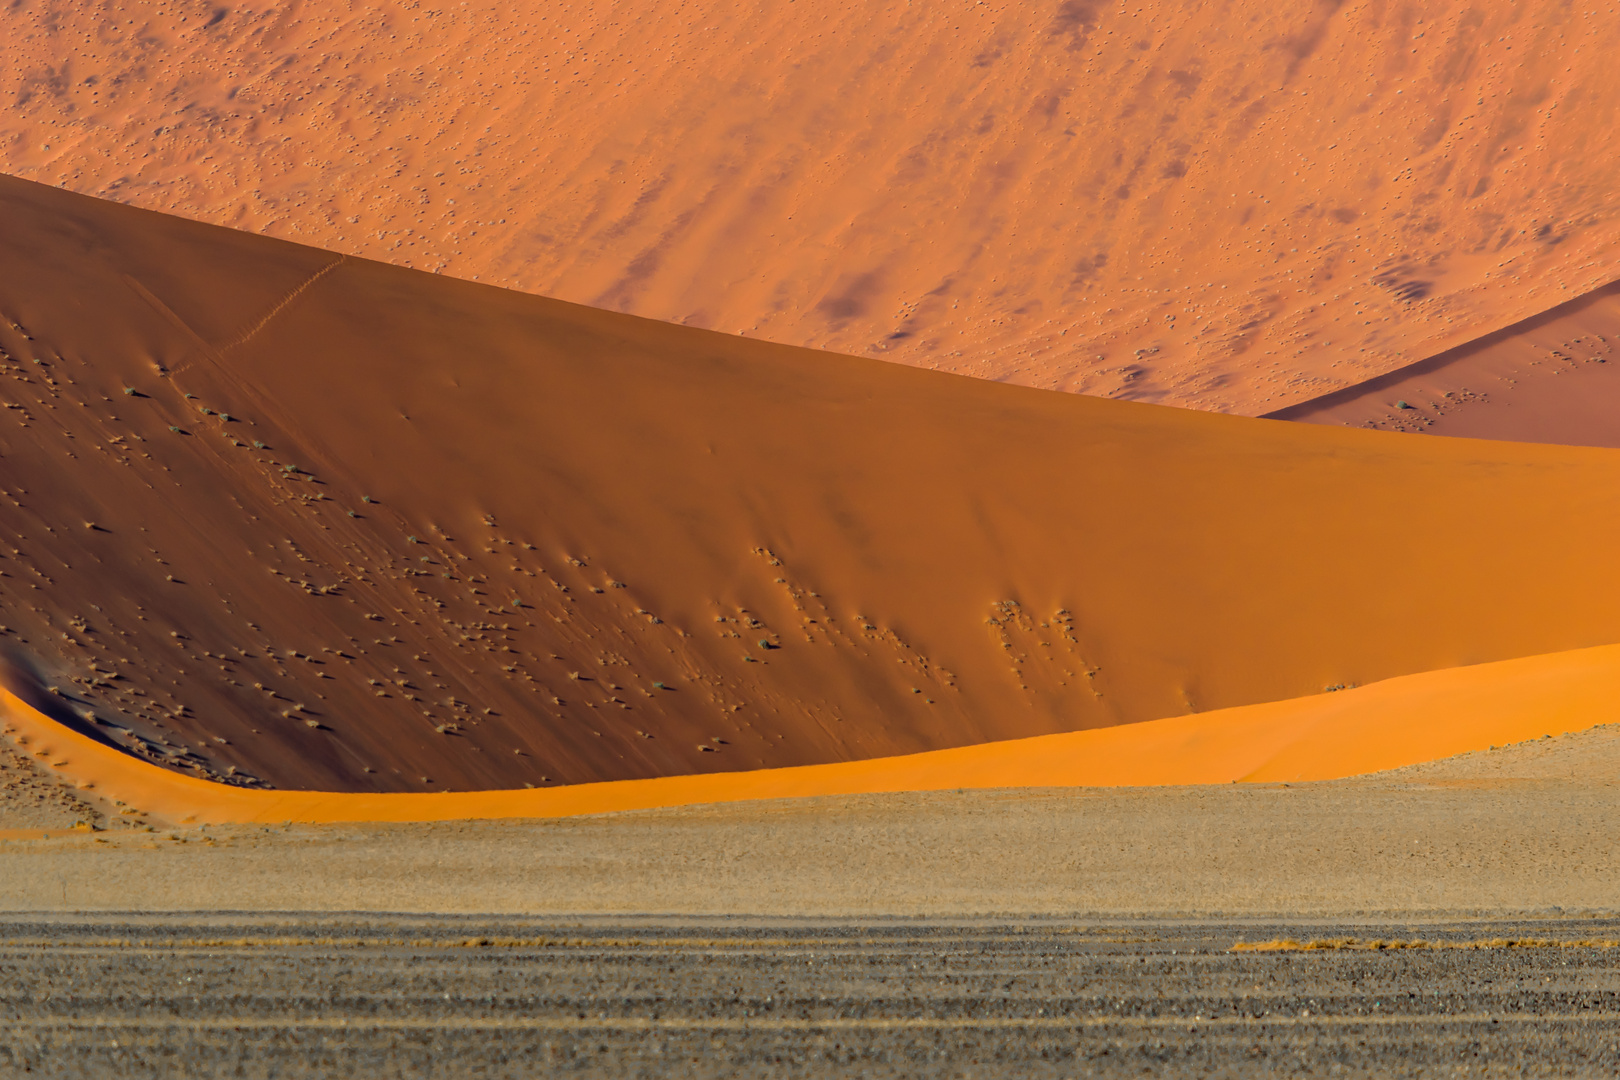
[[4, 175, 1620, 799], [0, 735, 104, 832], [5, 645, 1620, 825], [2, 725, 1618, 917], [5, 1, 1619, 412], [1271, 279, 1620, 446]]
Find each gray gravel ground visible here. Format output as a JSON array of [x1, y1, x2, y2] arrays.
[[3, 915, 1619, 1078]]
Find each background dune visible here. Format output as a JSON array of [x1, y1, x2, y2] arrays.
[[5, 0, 1620, 413], [3, 174, 1620, 796], [1269, 278, 1620, 447]]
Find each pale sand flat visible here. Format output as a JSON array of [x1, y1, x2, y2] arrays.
[[2, 725, 1617, 918]]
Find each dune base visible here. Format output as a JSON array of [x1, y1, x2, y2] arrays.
[[6, 643, 1618, 825]]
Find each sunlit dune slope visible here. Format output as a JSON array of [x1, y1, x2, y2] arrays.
[[7, 644, 1617, 824], [5, 173, 1620, 795], [1270, 278, 1620, 447], [6, 1, 1620, 412]]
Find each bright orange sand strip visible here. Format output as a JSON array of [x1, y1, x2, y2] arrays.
[[6, 645, 1617, 825]]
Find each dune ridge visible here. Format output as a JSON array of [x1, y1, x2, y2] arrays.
[[7, 644, 1619, 824], [6, 1, 1620, 412], [5, 174, 1620, 797]]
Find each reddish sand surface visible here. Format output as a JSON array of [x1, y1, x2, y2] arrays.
[[4, 175, 1620, 800], [1269, 279, 1620, 447], [6, 1, 1620, 413], [5, 644, 1618, 824]]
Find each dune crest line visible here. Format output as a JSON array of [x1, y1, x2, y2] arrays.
[[6, 644, 1617, 825]]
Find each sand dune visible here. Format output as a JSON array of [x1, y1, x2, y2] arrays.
[[1269, 278, 1620, 447], [3, 175, 1620, 799], [5, 645, 1618, 824], [5, 1, 1619, 412], [0, 718, 105, 831]]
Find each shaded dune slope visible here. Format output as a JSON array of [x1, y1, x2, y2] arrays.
[[7, 1, 1620, 412], [5, 174, 1620, 794], [1269, 278, 1620, 447]]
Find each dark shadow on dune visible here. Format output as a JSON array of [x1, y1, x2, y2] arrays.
[[0, 648, 130, 753]]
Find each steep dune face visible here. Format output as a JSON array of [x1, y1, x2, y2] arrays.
[[5, 174, 1620, 794], [1269, 279, 1620, 447], [5, 1, 1619, 414]]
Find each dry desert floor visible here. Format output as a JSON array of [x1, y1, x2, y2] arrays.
[[5, 915, 1619, 1078], [4, 728, 1620, 1077], [3, 723, 1618, 917]]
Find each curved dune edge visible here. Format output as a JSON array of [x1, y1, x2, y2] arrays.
[[5, 644, 1620, 825]]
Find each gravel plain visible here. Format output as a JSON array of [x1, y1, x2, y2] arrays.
[[3, 915, 1619, 1078]]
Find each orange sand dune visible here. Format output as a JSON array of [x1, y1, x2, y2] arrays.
[[6, 1, 1620, 412], [1269, 278, 1620, 447], [4, 174, 1620, 796], [7, 644, 1617, 824]]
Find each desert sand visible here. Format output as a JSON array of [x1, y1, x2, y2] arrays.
[[3, 723, 1619, 916], [5, 174, 1620, 803], [5, 1, 1619, 412], [7, 8, 1620, 1075], [6, 643, 1620, 825], [0, 726, 103, 832], [1271, 279, 1620, 446]]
